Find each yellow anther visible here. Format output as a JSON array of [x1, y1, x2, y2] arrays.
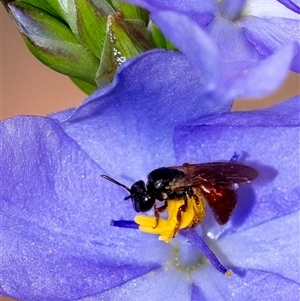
[[134, 197, 205, 243]]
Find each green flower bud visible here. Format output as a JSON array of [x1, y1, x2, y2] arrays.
[[8, 1, 99, 89], [148, 20, 177, 51], [107, 0, 149, 21], [96, 12, 153, 87], [4, 0, 172, 93]]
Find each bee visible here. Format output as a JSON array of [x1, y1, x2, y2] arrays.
[[101, 161, 258, 235]]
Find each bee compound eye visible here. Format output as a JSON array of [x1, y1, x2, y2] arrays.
[[132, 198, 142, 212], [132, 195, 155, 213]]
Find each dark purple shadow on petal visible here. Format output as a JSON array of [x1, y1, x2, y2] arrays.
[[191, 283, 206, 301], [229, 185, 256, 226], [228, 161, 278, 229]]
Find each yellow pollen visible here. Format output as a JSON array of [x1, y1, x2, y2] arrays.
[[134, 197, 205, 243]]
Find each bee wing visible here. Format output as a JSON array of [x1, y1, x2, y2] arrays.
[[169, 162, 258, 225], [170, 162, 258, 186]]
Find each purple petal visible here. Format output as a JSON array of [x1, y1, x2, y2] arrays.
[[151, 11, 220, 87], [227, 43, 297, 98], [0, 116, 169, 300], [240, 16, 300, 72], [191, 284, 206, 301], [220, 0, 247, 20], [148, 14, 295, 108], [174, 96, 300, 235], [219, 211, 300, 283], [125, 0, 217, 11], [205, 16, 264, 82], [205, 16, 297, 90], [193, 266, 299, 300], [89, 267, 192, 300], [127, 0, 299, 76], [125, 0, 217, 25], [56, 50, 220, 181], [243, 0, 300, 18]]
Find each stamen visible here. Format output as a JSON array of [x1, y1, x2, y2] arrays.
[[110, 219, 139, 229], [111, 219, 231, 275], [134, 199, 198, 243], [230, 152, 239, 162], [180, 229, 232, 276]]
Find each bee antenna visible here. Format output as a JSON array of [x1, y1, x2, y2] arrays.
[[101, 175, 131, 192]]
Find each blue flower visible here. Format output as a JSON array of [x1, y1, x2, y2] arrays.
[[125, 0, 299, 92], [1, 46, 299, 300]]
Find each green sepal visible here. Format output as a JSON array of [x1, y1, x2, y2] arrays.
[[107, 0, 149, 22], [12, 0, 62, 20], [96, 13, 153, 88], [110, 16, 153, 57], [9, 2, 99, 85], [48, 0, 79, 36], [148, 20, 177, 51], [75, 0, 114, 58], [70, 77, 97, 94], [6, 0, 178, 94]]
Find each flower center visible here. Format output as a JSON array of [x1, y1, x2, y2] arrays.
[[168, 240, 206, 276], [134, 199, 232, 276], [111, 198, 231, 276]]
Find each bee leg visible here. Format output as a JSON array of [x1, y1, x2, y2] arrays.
[[153, 202, 168, 229], [173, 193, 189, 237]]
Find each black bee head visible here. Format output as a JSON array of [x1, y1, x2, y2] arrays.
[[125, 180, 155, 212], [101, 175, 155, 213]]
